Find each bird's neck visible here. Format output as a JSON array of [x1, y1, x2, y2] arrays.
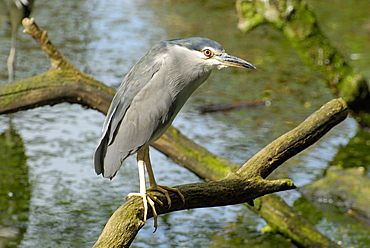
[[169, 67, 211, 100]]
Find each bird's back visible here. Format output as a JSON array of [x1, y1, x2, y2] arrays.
[[94, 38, 214, 179], [94, 41, 169, 178]]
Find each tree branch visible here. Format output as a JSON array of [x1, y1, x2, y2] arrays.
[[22, 18, 77, 71], [0, 18, 115, 115], [237, 99, 348, 179], [93, 99, 347, 247]]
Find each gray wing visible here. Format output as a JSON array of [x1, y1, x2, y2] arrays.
[[94, 42, 172, 178]]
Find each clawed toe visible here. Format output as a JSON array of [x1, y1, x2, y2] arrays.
[[126, 185, 185, 231], [159, 185, 185, 204], [126, 192, 158, 229], [147, 185, 185, 207]]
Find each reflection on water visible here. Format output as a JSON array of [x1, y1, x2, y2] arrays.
[[0, 127, 30, 248], [0, 0, 369, 247]]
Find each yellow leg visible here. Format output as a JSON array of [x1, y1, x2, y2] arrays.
[[127, 146, 185, 231], [142, 146, 185, 206]]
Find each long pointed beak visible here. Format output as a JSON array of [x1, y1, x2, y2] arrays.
[[216, 53, 257, 70]]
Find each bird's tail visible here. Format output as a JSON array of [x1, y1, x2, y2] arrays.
[[94, 133, 129, 179], [94, 134, 108, 176]]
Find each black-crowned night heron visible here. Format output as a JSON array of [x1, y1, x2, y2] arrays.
[[94, 37, 257, 228], [0, 0, 34, 82]]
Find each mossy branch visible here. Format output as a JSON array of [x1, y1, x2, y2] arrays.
[[93, 99, 346, 247], [22, 17, 77, 71], [0, 18, 115, 115]]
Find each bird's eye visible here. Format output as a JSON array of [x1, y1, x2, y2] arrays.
[[203, 49, 213, 57]]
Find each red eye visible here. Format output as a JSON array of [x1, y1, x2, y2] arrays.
[[203, 49, 213, 57]]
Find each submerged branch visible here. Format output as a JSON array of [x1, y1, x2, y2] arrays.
[[197, 99, 266, 113]]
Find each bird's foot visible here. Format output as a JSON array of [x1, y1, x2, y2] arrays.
[[147, 185, 185, 207], [126, 192, 162, 230]]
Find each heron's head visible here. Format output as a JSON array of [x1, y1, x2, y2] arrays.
[[168, 37, 257, 71]]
